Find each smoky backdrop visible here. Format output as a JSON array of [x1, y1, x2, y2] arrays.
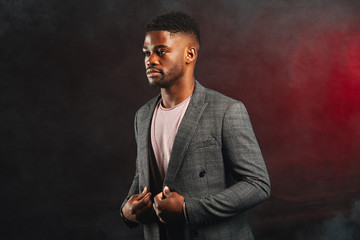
[[1, 0, 360, 239]]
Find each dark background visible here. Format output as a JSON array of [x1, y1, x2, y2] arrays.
[[1, 0, 360, 239]]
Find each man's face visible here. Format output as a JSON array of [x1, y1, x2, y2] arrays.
[[142, 31, 186, 88]]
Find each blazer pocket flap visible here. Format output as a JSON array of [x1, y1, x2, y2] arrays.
[[188, 137, 218, 151]]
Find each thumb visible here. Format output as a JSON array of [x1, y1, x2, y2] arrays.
[[163, 186, 171, 198], [136, 186, 147, 199]]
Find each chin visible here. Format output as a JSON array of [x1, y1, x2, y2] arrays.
[[148, 78, 167, 88], [148, 79, 159, 87]]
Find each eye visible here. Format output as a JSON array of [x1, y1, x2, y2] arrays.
[[157, 50, 166, 56], [142, 51, 150, 57]]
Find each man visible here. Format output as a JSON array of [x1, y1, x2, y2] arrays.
[[120, 12, 270, 240]]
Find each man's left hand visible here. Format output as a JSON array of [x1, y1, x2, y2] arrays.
[[153, 186, 185, 223]]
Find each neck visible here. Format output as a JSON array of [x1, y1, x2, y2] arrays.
[[160, 76, 195, 108]]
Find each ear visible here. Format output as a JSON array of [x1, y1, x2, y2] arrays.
[[185, 47, 197, 64]]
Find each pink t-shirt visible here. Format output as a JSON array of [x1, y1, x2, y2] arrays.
[[151, 95, 192, 179]]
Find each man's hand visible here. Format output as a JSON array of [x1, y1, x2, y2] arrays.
[[153, 186, 185, 223], [122, 187, 157, 224]]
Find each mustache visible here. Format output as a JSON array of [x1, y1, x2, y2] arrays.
[[146, 67, 163, 73]]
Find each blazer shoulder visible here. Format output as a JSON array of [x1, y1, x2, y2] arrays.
[[203, 86, 243, 107], [135, 95, 160, 122]]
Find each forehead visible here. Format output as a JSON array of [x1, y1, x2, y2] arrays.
[[143, 31, 182, 47]]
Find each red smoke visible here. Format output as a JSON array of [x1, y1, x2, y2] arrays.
[[245, 19, 360, 238], [212, 15, 360, 203], [289, 24, 360, 175]]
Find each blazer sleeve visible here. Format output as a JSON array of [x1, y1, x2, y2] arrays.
[[120, 111, 141, 227], [185, 102, 271, 225]]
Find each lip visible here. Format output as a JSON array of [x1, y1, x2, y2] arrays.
[[146, 68, 162, 77]]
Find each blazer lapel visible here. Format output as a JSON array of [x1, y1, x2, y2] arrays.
[[137, 95, 161, 189], [163, 81, 208, 186]]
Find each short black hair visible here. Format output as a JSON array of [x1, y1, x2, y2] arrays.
[[146, 12, 200, 44]]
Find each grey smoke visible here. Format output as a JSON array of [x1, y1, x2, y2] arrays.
[[296, 200, 360, 240]]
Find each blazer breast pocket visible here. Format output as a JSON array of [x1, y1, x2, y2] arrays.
[[187, 137, 218, 152]]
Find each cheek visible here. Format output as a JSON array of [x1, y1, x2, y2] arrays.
[[162, 53, 185, 74]]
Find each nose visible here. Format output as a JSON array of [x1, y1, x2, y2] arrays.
[[146, 53, 159, 66]]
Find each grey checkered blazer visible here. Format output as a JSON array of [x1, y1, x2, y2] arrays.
[[121, 81, 270, 240]]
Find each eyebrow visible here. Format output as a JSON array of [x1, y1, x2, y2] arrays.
[[142, 45, 169, 50]]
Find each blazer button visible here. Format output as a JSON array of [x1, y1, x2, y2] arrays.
[[191, 230, 198, 237], [199, 170, 206, 178]]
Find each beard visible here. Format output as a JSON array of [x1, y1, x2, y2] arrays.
[[147, 63, 184, 88], [148, 75, 167, 88]]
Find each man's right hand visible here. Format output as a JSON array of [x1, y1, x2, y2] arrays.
[[122, 187, 157, 224]]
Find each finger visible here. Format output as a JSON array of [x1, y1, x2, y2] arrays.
[[136, 199, 154, 217], [140, 192, 151, 200], [130, 187, 147, 201], [153, 202, 159, 212], [159, 217, 166, 223], [132, 193, 152, 211], [145, 197, 153, 209], [137, 202, 154, 221], [144, 192, 152, 201], [141, 192, 151, 202], [163, 186, 171, 198], [135, 187, 148, 200], [154, 192, 163, 203], [153, 202, 163, 221]]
